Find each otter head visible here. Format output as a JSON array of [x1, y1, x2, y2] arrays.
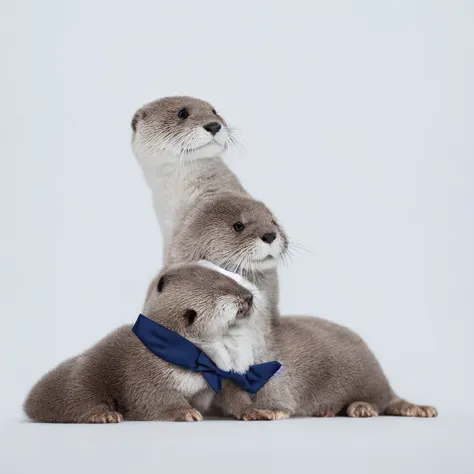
[[143, 262, 256, 344], [169, 195, 289, 275], [131, 96, 234, 163]]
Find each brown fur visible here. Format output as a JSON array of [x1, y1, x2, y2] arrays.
[[164, 196, 437, 419], [264, 316, 437, 417], [216, 316, 437, 419], [132, 96, 437, 420], [168, 194, 288, 327], [131, 96, 228, 144], [23, 263, 255, 423], [131, 96, 246, 255]]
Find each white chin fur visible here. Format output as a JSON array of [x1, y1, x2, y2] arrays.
[[183, 142, 225, 160], [133, 127, 228, 163], [197, 260, 258, 293], [238, 236, 284, 272], [246, 257, 279, 272]]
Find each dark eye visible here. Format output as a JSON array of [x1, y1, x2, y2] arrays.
[[212, 109, 217, 115], [184, 309, 197, 325], [178, 108, 189, 119], [233, 221, 245, 232]]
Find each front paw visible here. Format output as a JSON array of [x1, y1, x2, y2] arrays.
[[166, 408, 203, 422], [82, 410, 123, 424], [238, 408, 290, 421]]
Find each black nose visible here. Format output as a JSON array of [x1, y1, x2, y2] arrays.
[[244, 293, 253, 305], [203, 122, 221, 135], [261, 232, 276, 244]]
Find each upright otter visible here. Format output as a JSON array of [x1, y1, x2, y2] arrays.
[[24, 263, 272, 423], [168, 195, 437, 418], [132, 96, 245, 255]]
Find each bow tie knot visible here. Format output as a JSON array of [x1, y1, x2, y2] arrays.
[[196, 351, 281, 394]]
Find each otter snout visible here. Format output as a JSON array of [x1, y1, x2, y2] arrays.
[[203, 122, 221, 135], [261, 232, 277, 244]]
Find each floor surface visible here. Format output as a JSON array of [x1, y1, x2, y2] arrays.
[[1, 416, 473, 474]]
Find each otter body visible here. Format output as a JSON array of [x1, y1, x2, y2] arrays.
[[272, 316, 393, 416], [132, 97, 246, 254], [24, 325, 211, 423], [24, 263, 262, 423]]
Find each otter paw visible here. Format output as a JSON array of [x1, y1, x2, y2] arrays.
[[273, 410, 291, 420], [84, 411, 123, 424], [240, 409, 276, 421], [390, 403, 438, 418], [416, 406, 438, 418], [347, 402, 378, 418], [312, 409, 336, 418], [168, 408, 203, 422]]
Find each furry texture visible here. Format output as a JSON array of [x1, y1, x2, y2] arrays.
[[132, 96, 437, 420], [168, 194, 288, 327], [266, 317, 436, 417], [132, 96, 243, 253], [165, 194, 437, 419], [23, 263, 261, 423], [132, 96, 285, 326]]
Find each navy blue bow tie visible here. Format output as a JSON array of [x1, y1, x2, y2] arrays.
[[132, 314, 281, 394]]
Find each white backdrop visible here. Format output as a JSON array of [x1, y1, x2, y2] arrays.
[[1, 0, 473, 423]]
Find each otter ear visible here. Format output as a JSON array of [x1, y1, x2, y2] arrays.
[[183, 309, 197, 326], [131, 110, 147, 132], [157, 276, 166, 293]]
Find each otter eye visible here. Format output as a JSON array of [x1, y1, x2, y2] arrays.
[[233, 221, 245, 232], [184, 309, 197, 325], [178, 108, 189, 119], [212, 108, 217, 115]]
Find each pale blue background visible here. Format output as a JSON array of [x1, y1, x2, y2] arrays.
[[1, 1, 473, 472]]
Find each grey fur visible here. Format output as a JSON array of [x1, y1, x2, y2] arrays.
[[23, 263, 256, 423], [163, 185, 438, 419], [167, 194, 287, 327], [133, 96, 437, 420], [265, 317, 437, 417], [132, 96, 245, 253]]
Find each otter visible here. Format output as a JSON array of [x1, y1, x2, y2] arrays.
[[131, 96, 245, 255], [167, 195, 438, 418], [23, 263, 274, 423]]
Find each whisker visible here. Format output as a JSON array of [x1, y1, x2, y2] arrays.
[[288, 241, 318, 257]]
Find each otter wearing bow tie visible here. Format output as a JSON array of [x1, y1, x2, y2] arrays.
[[24, 262, 279, 423]]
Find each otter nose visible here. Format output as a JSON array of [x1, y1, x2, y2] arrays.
[[203, 122, 221, 135], [243, 293, 253, 305], [261, 232, 276, 244]]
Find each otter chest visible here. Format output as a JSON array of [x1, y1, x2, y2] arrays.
[[171, 369, 208, 397]]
